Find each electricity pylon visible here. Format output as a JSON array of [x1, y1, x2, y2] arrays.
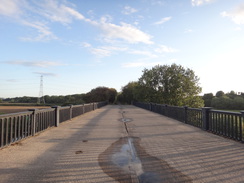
[[37, 75, 45, 104]]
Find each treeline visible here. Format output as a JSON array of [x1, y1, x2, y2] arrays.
[[203, 91, 244, 110], [1, 86, 117, 106], [118, 64, 204, 108]]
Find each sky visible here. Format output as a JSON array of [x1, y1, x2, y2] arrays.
[[1, 0, 244, 98]]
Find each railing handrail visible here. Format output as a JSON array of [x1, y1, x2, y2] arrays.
[[0, 111, 33, 118], [210, 110, 241, 115]]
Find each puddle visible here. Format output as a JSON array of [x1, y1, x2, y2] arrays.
[[98, 137, 192, 183], [111, 137, 143, 177]]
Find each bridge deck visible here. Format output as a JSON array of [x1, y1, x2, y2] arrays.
[[0, 105, 244, 183]]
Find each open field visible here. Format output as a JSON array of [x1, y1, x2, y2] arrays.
[[0, 106, 50, 115]]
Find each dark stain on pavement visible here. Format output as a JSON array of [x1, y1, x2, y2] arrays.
[[98, 136, 192, 183], [75, 150, 83, 154]]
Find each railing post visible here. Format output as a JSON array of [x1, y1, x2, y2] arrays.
[[52, 106, 60, 127], [28, 109, 38, 136], [202, 107, 212, 131], [240, 111, 244, 142], [184, 106, 188, 124], [165, 105, 168, 117], [69, 105, 73, 120]]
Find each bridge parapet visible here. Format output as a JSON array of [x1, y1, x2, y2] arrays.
[[0, 101, 108, 149], [134, 102, 244, 142]]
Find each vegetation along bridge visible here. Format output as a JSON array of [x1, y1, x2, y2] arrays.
[[1, 103, 244, 182]]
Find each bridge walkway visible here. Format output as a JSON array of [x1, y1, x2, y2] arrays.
[[0, 105, 244, 183]]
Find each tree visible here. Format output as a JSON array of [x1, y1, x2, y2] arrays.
[[202, 93, 214, 107], [137, 64, 203, 107], [211, 96, 232, 109], [216, 91, 224, 97], [83, 87, 117, 103], [226, 90, 237, 99], [119, 82, 139, 104]]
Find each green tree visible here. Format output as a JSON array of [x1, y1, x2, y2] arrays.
[[216, 91, 224, 97], [84, 87, 117, 103], [211, 96, 232, 109], [202, 93, 214, 107], [137, 64, 203, 107], [233, 96, 244, 109], [226, 91, 237, 99], [119, 82, 139, 104]]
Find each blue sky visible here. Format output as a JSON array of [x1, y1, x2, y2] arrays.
[[1, 0, 244, 98]]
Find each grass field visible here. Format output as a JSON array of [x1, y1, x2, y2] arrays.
[[0, 106, 50, 115]]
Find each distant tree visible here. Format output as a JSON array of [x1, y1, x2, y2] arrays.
[[202, 93, 214, 107], [216, 91, 225, 97], [108, 88, 117, 103], [137, 63, 203, 107], [226, 90, 237, 99], [211, 96, 232, 109], [119, 82, 139, 104], [233, 96, 244, 109], [83, 87, 117, 103]]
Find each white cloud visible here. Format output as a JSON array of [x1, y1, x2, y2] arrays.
[[0, 0, 24, 17], [5, 61, 63, 68], [155, 45, 178, 53], [191, 0, 215, 6], [153, 17, 172, 25], [184, 29, 193, 33], [122, 6, 138, 15], [98, 22, 153, 44], [83, 43, 128, 57], [0, 0, 153, 44], [34, 0, 86, 24], [90, 46, 127, 57], [82, 42, 91, 48], [20, 21, 57, 41], [221, 4, 244, 25]]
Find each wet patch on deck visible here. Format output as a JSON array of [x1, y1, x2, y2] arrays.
[[98, 136, 192, 183]]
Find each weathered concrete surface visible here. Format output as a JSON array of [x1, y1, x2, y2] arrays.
[[0, 105, 244, 182]]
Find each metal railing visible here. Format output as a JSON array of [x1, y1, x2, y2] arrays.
[[0, 101, 108, 149], [134, 102, 244, 142], [209, 110, 243, 141]]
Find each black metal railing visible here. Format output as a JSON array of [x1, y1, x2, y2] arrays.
[[0, 101, 108, 149], [134, 102, 244, 142], [187, 108, 203, 128], [209, 110, 243, 141]]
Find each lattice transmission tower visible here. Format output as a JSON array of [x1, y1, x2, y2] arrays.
[[37, 75, 45, 104]]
